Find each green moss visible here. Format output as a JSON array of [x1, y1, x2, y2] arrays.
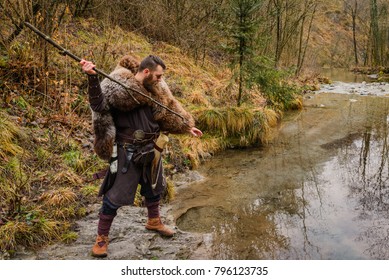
[[0, 55, 8, 67], [36, 147, 50, 162], [62, 150, 86, 173]]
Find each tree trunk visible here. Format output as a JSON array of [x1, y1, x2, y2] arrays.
[[237, 11, 245, 107], [274, 0, 282, 68], [370, 0, 380, 66], [351, 1, 359, 66], [295, 1, 316, 75], [296, 14, 305, 75]]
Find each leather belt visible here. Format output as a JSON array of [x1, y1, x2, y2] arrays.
[[116, 129, 158, 146]]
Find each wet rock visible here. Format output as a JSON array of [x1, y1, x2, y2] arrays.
[[0, 251, 10, 260], [172, 170, 205, 188], [367, 74, 378, 79], [315, 81, 389, 96]]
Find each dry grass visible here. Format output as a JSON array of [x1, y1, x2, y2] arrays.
[[291, 97, 304, 110], [0, 156, 30, 217], [38, 187, 80, 220], [0, 111, 26, 160], [177, 134, 227, 168], [196, 108, 228, 136], [80, 184, 99, 197], [263, 107, 281, 128], [0, 218, 62, 252], [155, 42, 228, 106], [164, 179, 176, 203], [195, 106, 280, 141], [51, 170, 83, 187], [188, 89, 210, 106], [39, 187, 77, 207], [178, 106, 282, 166], [0, 221, 30, 252], [61, 231, 78, 244], [52, 17, 154, 87]]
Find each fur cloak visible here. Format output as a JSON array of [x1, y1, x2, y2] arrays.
[[92, 55, 195, 161]]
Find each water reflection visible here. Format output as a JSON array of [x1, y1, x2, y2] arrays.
[[173, 93, 389, 259], [320, 68, 369, 83], [319, 68, 389, 83]]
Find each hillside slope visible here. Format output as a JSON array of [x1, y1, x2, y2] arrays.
[[306, 0, 368, 69]]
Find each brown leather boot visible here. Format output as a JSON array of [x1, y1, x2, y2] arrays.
[[145, 217, 175, 237], [91, 235, 109, 257]]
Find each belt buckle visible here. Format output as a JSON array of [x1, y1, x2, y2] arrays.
[[133, 130, 145, 141]]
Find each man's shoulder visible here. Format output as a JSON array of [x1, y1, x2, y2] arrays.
[[101, 66, 139, 90], [101, 54, 140, 89], [110, 66, 136, 81], [99, 66, 150, 109]]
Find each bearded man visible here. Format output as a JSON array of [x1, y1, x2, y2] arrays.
[[80, 55, 202, 258]]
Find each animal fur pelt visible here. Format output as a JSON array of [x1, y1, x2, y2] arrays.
[[92, 55, 195, 161]]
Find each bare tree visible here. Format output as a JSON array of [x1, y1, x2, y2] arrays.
[[271, 0, 306, 68], [344, 0, 360, 66], [295, 0, 318, 75], [370, 0, 380, 66]]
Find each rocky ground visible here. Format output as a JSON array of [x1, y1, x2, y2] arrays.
[[13, 171, 210, 260], [316, 81, 389, 96]]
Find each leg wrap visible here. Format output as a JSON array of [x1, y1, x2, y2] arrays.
[[145, 198, 160, 219], [97, 213, 115, 236], [97, 196, 118, 236]]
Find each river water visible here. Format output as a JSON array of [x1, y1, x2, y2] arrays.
[[172, 78, 389, 259]]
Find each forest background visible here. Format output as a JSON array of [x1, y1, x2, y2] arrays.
[[0, 0, 388, 257]]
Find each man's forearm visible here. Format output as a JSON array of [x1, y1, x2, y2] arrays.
[[88, 74, 106, 112]]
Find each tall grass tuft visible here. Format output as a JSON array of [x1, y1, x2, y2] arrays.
[[38, 187, 79, 220], [164, 179, 176, 203], [0, 218, 62, 253], [197, 108, 228, 136], [39, 187, 77, 207], [0, 111, 26, 160], [0, 157, 30, 215], [178, 135, 227, 168], [51, 170, 83, 187], [195, 106, 279, 147], [0, 221, 30, 252]]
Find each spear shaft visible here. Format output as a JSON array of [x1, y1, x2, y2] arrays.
[[23, 22, 187, 121]]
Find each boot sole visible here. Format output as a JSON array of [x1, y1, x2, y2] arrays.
[[91, 251, 107, 258], [145, 226, 175, 237]]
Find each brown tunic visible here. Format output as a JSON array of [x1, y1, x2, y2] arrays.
[[88, 75, 165, 205], [107, 108, 165, 206], [87, 67, 193, 206]]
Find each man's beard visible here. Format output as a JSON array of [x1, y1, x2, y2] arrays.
[[143, 74, 154, 92]]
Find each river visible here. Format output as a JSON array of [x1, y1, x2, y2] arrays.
[[171, 75, 389, 259]]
